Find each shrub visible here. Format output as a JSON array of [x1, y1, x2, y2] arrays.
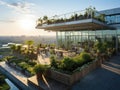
[[33, 64, 47, 74], [18, 62, 29, 69], [73, 55, 85, 66], [28, 62, 36, 66], [62, 57, 76, 71], [79, 52, 91, 63], [50, 56, 58, 68], [73, 52, 92, 67], [49, 49, 55, 54]]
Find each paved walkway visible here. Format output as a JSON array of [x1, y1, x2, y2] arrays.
[[72, 55, 120, 90], [38, 54, 50, 65]]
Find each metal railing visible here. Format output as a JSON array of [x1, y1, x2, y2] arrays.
[[36, 7, 106, 27]]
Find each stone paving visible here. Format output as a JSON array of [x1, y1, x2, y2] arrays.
[[38, 54, 50, 65], [72, 55, 120, 90]]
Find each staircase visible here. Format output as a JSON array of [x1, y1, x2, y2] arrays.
[[102, 54, 120, 75]]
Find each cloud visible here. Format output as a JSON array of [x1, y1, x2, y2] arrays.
[[0, 0, 34, 14]]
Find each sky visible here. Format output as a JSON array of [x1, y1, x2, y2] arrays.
[[0, 0, 120, 36]]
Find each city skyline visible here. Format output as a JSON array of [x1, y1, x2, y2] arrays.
[[0, 0, 120, 36]]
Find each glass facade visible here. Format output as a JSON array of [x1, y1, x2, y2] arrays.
[[56, 10, 120, 50], [57, 30, 117, 49], [105, 14, 120, 24]]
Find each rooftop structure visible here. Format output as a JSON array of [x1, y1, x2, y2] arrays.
[[36, 7, 116, 31], [36, 7, 120, 51]]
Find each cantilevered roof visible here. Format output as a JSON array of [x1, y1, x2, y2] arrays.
[[36, 18, 116, 31]]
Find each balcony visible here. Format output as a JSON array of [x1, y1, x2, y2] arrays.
[[36, 7, 116, 31]]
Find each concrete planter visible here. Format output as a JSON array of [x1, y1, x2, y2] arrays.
[[47, 60, 101, 86]]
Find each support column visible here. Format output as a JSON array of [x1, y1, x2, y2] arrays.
[[115, 30, 118, 53], [56, 31, 58, 48], [95, 30, 96, 42], [81, 31, 82, 42], [102, 30, 104, 42], [88, 30, 90, 48]]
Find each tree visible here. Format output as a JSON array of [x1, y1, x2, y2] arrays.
[[25, 40, 34, 50], [10, 44, 16, 53], [85, 6, 96, 18], [38, 17, 43, 24], [16, 45, 22, 53], [43, 15, 48, 23], [33, 64, 48, 79]]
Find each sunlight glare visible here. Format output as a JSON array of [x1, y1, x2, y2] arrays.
[[18, 18, 35, 31]]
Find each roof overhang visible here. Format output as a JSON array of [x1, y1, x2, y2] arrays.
[[36, 18, 116, 31]]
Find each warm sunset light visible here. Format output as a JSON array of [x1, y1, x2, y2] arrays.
[[18, 18, 35, 30]]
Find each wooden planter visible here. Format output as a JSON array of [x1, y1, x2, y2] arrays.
[[46, 60, 101, 86]]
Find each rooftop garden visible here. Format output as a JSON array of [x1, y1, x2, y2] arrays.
[[50, 51, 93, 74], [36, 6, 106, 26], [0, 39, 117, 86], [1, 41, 56, 77]]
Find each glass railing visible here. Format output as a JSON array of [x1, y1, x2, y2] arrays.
[[36, 7, 106, 27]]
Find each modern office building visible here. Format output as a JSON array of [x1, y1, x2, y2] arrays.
[[36, 7, 120, 51]]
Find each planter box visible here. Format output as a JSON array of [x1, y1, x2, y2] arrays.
[[47, 60, 101, 86]]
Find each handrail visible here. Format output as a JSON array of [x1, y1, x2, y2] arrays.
[[36, 7, 106, 27]]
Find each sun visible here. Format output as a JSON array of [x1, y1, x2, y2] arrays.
[[18, 18, 36, 30]]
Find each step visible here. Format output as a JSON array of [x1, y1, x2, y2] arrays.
[[102, 64, 120, 75]]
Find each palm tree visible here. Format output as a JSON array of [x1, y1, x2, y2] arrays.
[[16, 45, 22, 54], [10, 44, 16, 53], [25, 40, 34, 50]]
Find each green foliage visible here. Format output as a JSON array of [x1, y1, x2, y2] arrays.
[[33, 64, 47, 74], [43, 16, 48, 21], [49, 49, 55, 54], [25, 40, 34, 50], [10, 44, 16, 52], [73, 55, 85, 66], [94, 41, 114, 54], [73, 52, 91, 67], [50, 51, 93, 74], [50, 56, 58, 68], [16, 45, 22, 53], [79, 52, 91, 63], [62, 57, 76, 71], [28, 62, 36, 66], [94, 41, 104, 53], [18, 62, 29, 69], [0, 73, 10, 90]]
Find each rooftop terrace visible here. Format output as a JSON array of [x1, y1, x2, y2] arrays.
[[36, 7, 116, 31]]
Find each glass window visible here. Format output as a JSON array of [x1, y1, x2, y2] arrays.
[[105, 14, 120, 24]]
